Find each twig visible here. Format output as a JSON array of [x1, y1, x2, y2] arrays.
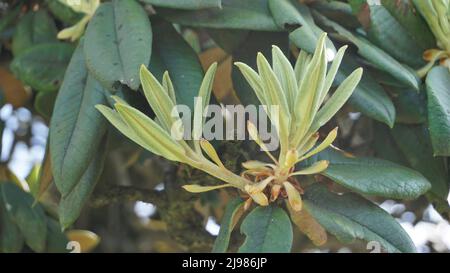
[[90, 186, 166, 208]]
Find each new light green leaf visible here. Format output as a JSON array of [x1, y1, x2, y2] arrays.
[[96, 105, 158, 155], [114, 104, 186, 162], [272, 45, 297, 111], [140, 65, 178, 133], [304, 184, 416, 253], [84, 0, 152, 91], [256, 52, 290, 147], [238, 205, 293, 253], [294, 34, 328, 138], [193, 63, 217, 143], [234, 62, 266, 105], [312, 68, 363, 132]]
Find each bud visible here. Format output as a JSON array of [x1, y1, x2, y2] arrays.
[[250, 192, 269, 206], [285, 149, 299, 169], [270, 184, 282, 202], [283, 182, 302, 211]]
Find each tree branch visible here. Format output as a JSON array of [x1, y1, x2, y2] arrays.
[[90, 186, 166, 208]]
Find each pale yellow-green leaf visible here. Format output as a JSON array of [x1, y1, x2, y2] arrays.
[[247, 121, 278, 163], [291, 160, 329, 176], [200, 138, 225, 168], [293, 34, 327, 143], [311, 68, 363, 132], [57, 16, 90, 42], [257, 52, 290, 121], [294, 50, 312, 85], [182, 184, 233, 193], [319, 45, 348, 106], [297, 127, 338, 162], [140, 65, 179, 133], [193, 63, 217, 149], [249, 191, 269, 206], [283, 181, 302, 211], [96, 105, 165, 158], [114, 103, 187, 162], [244, 176, 274, 194], [256, 52, 291, 154], [284, 149, 299, 169], [272, 45, 297, 111], [162, 71, 177, 104], [242, 160, 273, 170], [234, 62, 266, 105], [296, 132, 319, 156]]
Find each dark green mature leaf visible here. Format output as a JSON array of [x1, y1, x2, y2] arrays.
[[426, 67, 450, 156], [269, 0, 335, 55], [157, 0, 278, 31], [0, 193, 24, 253], [304, 184, 416, 253], [391, 87, 427, 124], [304, 147, 430, 199], [10, 43, 74, 92], [337, 55, 395, 127], [84, 0, 152, 91], [238, 205, 293, 253], [46, 0, 84, 25], [232, 31, 289, 106], [149, 19, 204, 110], [314, 11, 419, 90], [50, 41, 108, 197], [349, 1, 431, 68], [380, 0, 435, 50], [207, 29, 249, 53], [59, 137, 107, 229], [0, 5, 20, 36], [0, 183, 47, 253], [35, 90, 58, 119], [11, 10, 58, 56], [309, 1, 359, 29], [372, 122, 409, 167], [141, 0, 221, 10], [212, 197, 244, 253], [46, 219, 69, 253], [391, 124, 449, 200]]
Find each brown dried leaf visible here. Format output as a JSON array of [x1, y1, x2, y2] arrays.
[[287, 201, 327, 246], [199, 47, 239, 104], [0, 66, 30, 107]]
